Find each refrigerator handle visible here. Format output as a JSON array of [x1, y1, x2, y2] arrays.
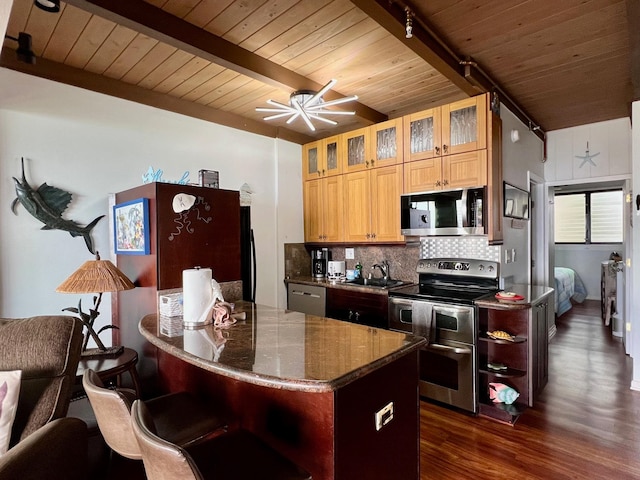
[[250, 229, 256, 303]]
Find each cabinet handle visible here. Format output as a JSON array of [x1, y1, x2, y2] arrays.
[[365, 160, 370, 167], [371, 233, 376, 239], [355, 312, 360, 321], [443, 144, 448, 154], [443, 179, 449, 186], [435, 180, 441, 187], [317, 170, 321, 176], [366, 233, 371, 239], [371, 159, 375, 166], [435, 146, 440, 155], [322, 169, 326, 176], [348, 310, 354, 320]]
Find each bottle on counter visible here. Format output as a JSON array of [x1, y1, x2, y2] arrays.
[[355, 262, 362, 279]]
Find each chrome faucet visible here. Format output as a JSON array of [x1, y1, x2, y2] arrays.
[[371, 260, 390, 280]]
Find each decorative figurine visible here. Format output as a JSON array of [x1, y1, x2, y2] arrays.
[[11, 158, 104, 254]]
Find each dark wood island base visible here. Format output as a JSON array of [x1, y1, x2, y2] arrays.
[[140, 303, 425, 480]]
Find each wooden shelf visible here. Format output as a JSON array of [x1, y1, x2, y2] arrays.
[[479, 333, 527, 344], [478, 401, 526, 425], [479, 366, 526, 378]]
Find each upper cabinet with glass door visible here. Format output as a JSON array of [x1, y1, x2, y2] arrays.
[[403, 107, 442, 162], [404, 94, 489, 161], [302, 135, 343, 181], [343, 119, 402, 173], [441, 94, 488, 155]]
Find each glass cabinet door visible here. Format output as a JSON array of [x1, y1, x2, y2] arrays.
[[323, 135, 342, 176], [343, 127, 370, 172], [442, 94, 487, 155], [302, 141, 321, 181], [371, 118, 402, 166], [403, 107, 442, 162]]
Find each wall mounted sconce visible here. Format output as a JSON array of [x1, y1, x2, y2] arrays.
[[405, 7, 414, 39], [34, 0, 60, 12], [3, 32, 36, 64]]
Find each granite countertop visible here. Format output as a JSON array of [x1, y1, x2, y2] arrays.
[[140, 301, 426, 393], [474, 284, 554, 310], [285, 276, 413, 295]]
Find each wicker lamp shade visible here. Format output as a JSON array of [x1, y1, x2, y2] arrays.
[[57, 252, 134, 294]]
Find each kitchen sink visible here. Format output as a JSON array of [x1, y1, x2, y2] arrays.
[[344, 278, 407, 289]]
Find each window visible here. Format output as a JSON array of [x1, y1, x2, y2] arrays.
[[554, 190, 623, 243]]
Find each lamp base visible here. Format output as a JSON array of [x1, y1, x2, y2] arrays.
[[81, 345, 125, 358]]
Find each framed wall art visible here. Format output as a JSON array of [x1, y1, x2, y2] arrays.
[[113, 198, 150, 255]]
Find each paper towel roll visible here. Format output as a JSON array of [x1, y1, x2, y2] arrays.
[[183, 267, 213, 324]]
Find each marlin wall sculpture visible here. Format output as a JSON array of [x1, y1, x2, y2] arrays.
[[11, 158, 104, 254]]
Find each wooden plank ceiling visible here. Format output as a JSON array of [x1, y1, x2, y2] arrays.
[[1, 0, 633, 143]]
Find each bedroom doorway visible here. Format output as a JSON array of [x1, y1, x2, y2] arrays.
[[548, 179, 629, 340]]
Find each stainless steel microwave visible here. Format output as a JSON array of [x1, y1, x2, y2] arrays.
[[400, 187, 486, 236]]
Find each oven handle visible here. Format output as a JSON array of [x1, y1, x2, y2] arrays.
[[426, 343, 472, 355]]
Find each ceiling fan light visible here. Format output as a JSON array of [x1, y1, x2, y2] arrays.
[[34, 0, 60, 12], [256, 79, 356, 131]]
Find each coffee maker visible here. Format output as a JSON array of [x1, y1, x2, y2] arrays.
[[311, 248, 330, 278]]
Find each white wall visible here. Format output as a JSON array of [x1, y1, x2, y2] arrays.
[[0, 67, 302, 344], [555, 245, 619, 300], [632, 101, 640, 390], [499, 106, 545, 284]]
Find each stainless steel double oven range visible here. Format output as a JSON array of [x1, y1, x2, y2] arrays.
[[388, 258, 500, 413]]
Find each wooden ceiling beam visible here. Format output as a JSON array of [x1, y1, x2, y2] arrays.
[[62, 0, 387, 126], [350, 0, 545, 140], [627, 0, 640, 101], [349, 0, 481, 96], [0, 46, 315, 144]]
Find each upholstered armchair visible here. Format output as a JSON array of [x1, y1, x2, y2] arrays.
[[0, 315, 86, 480]]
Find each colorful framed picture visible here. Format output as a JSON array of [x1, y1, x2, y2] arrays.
[[113, 198, 150, 255]]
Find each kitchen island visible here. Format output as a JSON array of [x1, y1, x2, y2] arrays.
[[140, 302, 426, 480]]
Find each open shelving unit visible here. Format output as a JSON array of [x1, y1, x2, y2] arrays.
[[477, 308, 530, 425]]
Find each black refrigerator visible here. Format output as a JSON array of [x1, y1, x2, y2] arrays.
[[240, 206, 256, 303]]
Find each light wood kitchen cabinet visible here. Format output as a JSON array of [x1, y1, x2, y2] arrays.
[[343, 165, 403, 243], [403, 94, 488, 162], [442, 94, 487, 155], [404, 150, 487, 193], [303, 175, 344, 242], [343, 119, 403, 173], [403, 107, 442, 162], [302, 135, 342, 181]]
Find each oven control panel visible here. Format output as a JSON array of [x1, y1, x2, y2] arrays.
[[416, 258, 499, 279]]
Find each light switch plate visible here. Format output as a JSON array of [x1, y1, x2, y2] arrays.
[[345, 248, 355, 260]]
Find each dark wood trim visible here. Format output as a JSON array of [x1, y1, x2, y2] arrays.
[[0, 47, 313, 144], [351, 0, 545, 141], [350, 0, 479, 96], [62, 0, 387, 126], [627, 0, 640, 101]]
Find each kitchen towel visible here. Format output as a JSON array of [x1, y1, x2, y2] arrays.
[[412, 302, 434, 345], [183, 267, 213, 325]]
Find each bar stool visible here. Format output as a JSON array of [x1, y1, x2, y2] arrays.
[[605, 295, 616, 327], [82, 369, 226, 461], [131, 399, 312, 480]]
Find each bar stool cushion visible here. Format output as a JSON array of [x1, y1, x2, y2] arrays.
[[83, 369, 225, 460], [132, 399, 311, 480]]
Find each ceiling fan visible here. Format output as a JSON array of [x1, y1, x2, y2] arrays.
[[256, 79, 358, 132]]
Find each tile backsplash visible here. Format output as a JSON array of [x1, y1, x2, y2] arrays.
[[285, 236, 501, 283], [420, 236, 501, 262]]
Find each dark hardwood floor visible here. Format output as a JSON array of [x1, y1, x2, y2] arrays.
[[88, 300, 640, 479], [420, 300, 640, 479]]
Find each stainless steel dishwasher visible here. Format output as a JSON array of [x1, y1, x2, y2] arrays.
[[287, 283, 326, 316]]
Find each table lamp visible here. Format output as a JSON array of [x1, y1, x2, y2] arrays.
[[56, 251, 135, 358]]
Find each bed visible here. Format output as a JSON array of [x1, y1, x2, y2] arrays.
[[554, 267, 587, 316]]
